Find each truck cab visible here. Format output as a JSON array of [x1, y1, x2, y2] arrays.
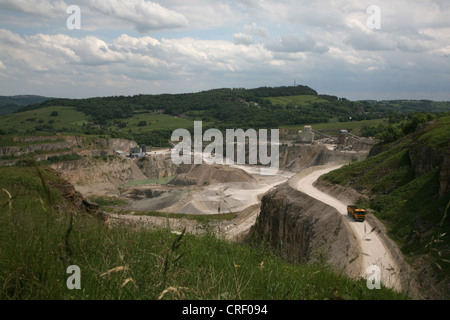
[[347, 205, 366, 222]]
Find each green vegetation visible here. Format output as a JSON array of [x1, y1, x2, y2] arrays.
[[2, 86, 449, 148], [0, 95, 51, 115], [39, 153, 83, 165], [0, 166, 406, 300], [418, 114, 450, 148], [321, 113, 450, 286], [373, 99, 450, 114], [120, 176, 175, 188], [268, 94, 329, 107], [130, 210, 236, 224], [0, 105, 88, 134]]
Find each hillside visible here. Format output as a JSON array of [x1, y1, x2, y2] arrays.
[[2, 86, 450, 148], [318, 113, 450, 298], [0, 95, 52, 115]]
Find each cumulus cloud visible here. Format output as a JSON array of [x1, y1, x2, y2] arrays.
[[243, 22, 270, 38], [266, 34, 328, 54], [0, 0, 189, 32], [0, 0, 450, 99], [83, 0, 189, 32], [233, 32, 254, 45], [0, 29, 277, 96], [0, 0, 68, 21]]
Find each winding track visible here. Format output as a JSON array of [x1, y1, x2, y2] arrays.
[[290, 163, 402, 292]]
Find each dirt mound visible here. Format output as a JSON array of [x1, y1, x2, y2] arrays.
[[170, 163, 255, 186]]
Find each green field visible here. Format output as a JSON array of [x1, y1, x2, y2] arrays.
[[0, 106, 87, 133], [0, 105, 198, 139], [109, 113, 196, 134], [268, 95, 329, 107]]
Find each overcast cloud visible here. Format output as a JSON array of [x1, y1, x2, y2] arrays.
[[0, 0, 449, 100]]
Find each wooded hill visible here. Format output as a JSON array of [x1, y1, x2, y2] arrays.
[[17, 86, 385, 128], [0, 95, 52, 115], [3, 85, 450, 147]]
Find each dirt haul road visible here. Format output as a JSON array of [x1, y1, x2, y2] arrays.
[[289, 163, 402, 292]]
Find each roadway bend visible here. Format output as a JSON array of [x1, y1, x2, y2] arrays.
[[288, 163, 403, 292]]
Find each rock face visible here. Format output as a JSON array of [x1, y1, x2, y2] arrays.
[[105, 138, 138, 151], [0, 136, 84, 157], [409, 141, 444, 177], [408, 137, 450, 197], [0, 136, 138, 158], [170, 163, 255, 186], [248, 183, 361, 278], [136, 155, 182, 179], [50, 157, 147, 187], [279, 144, 367, 172]]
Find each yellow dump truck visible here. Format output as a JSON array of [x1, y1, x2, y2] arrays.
[[347, 205, 366, 222]]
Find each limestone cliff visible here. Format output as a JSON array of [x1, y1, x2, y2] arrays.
[[170, 163, 255, 186], [49, 157, 147, 193], [248, 183, 361, 278], [136, 155, 182, 179], [0, 136, 137, 158], [0, 136, 84, 157], [279, 144, 367, 172]]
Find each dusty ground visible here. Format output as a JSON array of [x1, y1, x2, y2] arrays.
[[105, 164, 295, 244], [122, 163, 294, 217]]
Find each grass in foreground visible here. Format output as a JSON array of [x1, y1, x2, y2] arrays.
[[0, 166, 408, 300]]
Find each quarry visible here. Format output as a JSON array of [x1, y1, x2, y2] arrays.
[[0, 127, 424, 298]]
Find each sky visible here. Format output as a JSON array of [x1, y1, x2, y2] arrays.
[[0, 0, 449, 100]]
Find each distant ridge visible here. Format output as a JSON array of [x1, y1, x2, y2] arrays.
[[0, 95, 53, 115]]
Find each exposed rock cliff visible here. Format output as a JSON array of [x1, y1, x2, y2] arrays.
[[136, 155, 182, 179], [170, 163, 255, 186], [0, 136, 84, 157], [0, 136, 137, 158], [279, 144, 367, 172], [407, 135, 449, 197], [49, 157, 147, 196], [248, 183, 361, 278], [409, 140, 444, 177]]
